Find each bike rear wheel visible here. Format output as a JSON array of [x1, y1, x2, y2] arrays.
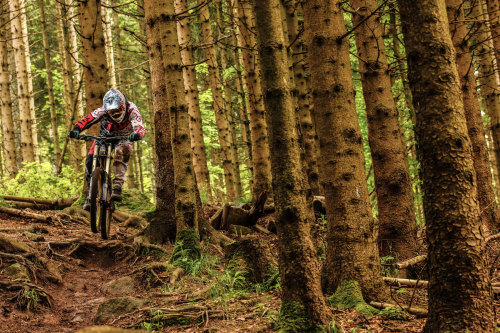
[[89, 167, 103, 233], [100, 173, 113, 239]]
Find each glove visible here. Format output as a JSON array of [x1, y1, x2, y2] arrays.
[[69, 130, 80, 139], [129, 133, 141, 142]]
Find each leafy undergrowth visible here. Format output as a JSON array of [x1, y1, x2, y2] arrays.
[[2, 205, 488, 332]]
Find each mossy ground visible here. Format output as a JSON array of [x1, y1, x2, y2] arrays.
[[327, 280, 379, 316]]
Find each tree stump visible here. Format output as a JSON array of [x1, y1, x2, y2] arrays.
[[224, 237, 276, 283]]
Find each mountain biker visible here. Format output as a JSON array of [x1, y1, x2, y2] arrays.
[[68, 89, 146, 210]]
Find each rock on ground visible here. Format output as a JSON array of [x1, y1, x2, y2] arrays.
[[95, 297, 149, 323]]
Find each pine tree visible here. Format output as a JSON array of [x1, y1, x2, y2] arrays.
[[398, 0, 494, 330], [302, 0, 386, 300], [253, 0, 331, 328], [351, 0, 418, 261], [0, 4, 17, 175]]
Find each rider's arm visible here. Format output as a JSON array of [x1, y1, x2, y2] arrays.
[[73, 107, 107, 132], [128, 103, 146, 139]]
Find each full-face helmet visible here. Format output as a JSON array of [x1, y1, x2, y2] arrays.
[[103, 89, 127, 124]]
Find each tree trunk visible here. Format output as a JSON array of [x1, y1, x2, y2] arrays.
[[198, 0, 236, 202], [0, 8, 17, 175], [143, 0, 176, 243], [68, 3, 86, 167], [447, 0, 499, 232], [302, 0, 386, 300], [145, 0, 199, 241], [9, 0, 36, 163], [112, 10, 123, 87], [175, 0, 212, 200], [397, 0, 494, 331], [291, 1, 320, 196], [253, 0, 331, 328], [38, 0, 61, 168], [234, 0, 273, 202], [469, 0, 500, 184], [485, 0, 500, 66], [101, 0, 117, 88], [79, 0, 108, 131], [217, 6, 243, 200], [126, 143, 137, 189], [351, 0, 418, 261]]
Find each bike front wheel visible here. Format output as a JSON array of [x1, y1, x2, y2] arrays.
[[89, 167, 103, 233], [100, 173, 113, 239]]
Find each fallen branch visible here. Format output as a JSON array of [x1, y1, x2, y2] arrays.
[[369, 301, 427, 317], [396, 255, 427, 269], [2, 196, 76, 209], [0, 206, 52, 223], [383, 277, 428, 288]]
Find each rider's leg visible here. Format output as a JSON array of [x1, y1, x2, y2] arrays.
[[110, 142, 132, 201]]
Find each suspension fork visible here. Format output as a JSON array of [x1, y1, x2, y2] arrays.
[[101, 144, 113, 203]]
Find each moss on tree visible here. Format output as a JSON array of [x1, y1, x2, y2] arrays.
[[327, 280, 379, 316], [276, 302, 325, 333]]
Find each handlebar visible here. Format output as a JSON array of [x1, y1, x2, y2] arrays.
[[76, 134, 130, 142]]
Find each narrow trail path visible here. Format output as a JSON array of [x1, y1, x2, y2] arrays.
[[0, 207, 461, 332]]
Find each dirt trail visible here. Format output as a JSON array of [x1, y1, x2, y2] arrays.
[[0, 207, 468, 332]]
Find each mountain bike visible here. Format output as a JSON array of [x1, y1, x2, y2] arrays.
[[76, 134, 129, 239]]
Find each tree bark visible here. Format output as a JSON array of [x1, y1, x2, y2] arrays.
[[101, 0, 117, 88], [397, 0, 494, 331], [0, 7, 17, 175], [485, 0, 500, 66], [79, 0, 108, 133], [9, 0, 36, 163], [302, 0, 386, 300], [144, 0, 176, 242], [145, 0, 199, 238], [469, 0, 500, 185], [291, 1, 321, 196], [447, 0, 499, 232], [253, 0, 331, 328], [234, 0, 273, 202], [350, 0, 418, 260], [175, 0, 212, 200], [198, 0, 237, 202], [38, 0, 60, 168]]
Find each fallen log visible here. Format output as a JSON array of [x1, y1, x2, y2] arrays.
[[396, 255, 427, 269], [383, 277, 428, 288], [2, 196, 76, 210], [486, 232, 500, 243], [369, 301, 427, 317], [0, 206, 52, 223]]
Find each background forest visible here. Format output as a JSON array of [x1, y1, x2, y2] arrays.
[[0, 0, 499, 332]]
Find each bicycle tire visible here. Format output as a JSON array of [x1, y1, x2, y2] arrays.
[[90, 167, 103, 233], [100, 173, 112, 239]]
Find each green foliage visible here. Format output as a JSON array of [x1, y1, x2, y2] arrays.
[[0, 162, 82, 199], [170, 229, 201, 264], [116, 188, 154, 213], [378, 307, 408, 320], [17, 287, 40, 311], [380, 255, 398, 277], [327, 280, 379, 317], [257, 266, 281, 292]]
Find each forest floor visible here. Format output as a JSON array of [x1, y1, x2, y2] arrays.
[[0, 200, 497, 333]]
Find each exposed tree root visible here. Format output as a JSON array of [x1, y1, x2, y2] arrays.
[[0, 206, 52, 223], [0, 280, 54, 310], [0, 234, 61, 283]]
